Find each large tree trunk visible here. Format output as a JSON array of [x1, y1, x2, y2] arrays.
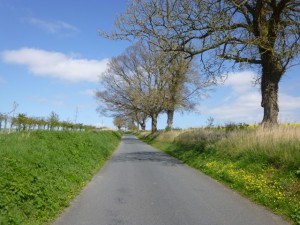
[[140, 120, 146, 131], [167, 109, 174, 129], [151, 113, 158, 133], [260, 60, 282, 127], [4, 118, 7, 129]]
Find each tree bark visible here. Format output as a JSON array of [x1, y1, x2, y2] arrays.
[[140, 121, 146, 131], [167, 109, 174, 129], [260, 60, 282, 127], [151, 113, 158, 133]]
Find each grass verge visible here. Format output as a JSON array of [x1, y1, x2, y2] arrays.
[[140, 127, 300, 225], [0, 130, 121, 225]]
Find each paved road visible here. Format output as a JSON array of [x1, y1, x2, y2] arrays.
[[53, 135, 290, 225]]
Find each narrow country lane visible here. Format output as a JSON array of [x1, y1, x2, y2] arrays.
[[53, 135, 290, 225]]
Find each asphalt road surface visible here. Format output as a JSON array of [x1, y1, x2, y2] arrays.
[[53, 135, 290, 225]]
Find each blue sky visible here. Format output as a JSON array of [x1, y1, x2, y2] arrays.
[[0, 0, 299, 129]]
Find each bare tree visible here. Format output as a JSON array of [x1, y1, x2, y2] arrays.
[[97, 43, 169, 133], [133, 110, 148, 131], [103, 0, 300, 127], [125, 116, 139, 131], [113, 116, 126, 130], [97, 42, 210, 131], [160, 51, 212, 128], [121, 109, 148, 131]]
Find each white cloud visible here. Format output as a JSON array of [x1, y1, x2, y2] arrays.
[[278, 94, 300, 122], [279, 93, 300, 111], [224, 71, 258, 94], [28, 95, 67, 108], [1, 48, 109, 83], [206, 91, 262, 123], [24, 17, 79, 35], [201, 70, 300, 124]]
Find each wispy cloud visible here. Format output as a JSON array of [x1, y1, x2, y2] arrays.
[[278, 94, 300, 122], [224, 71, 258, 94], [29, 96, 47, 103], [79, 89, 96, 96], [1, 48, 109, 83], [51, 101, 65, 107], [200, 71, 300, 124], [28, 95, 66, 108], [24, 17, 79, 36]]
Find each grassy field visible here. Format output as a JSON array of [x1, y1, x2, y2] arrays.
[[140, 126, 300, 225], [0, 130, 121, 225]]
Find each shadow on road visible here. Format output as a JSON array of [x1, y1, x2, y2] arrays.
[[112, 151, 183, 167], [121, 136, 141, 144]]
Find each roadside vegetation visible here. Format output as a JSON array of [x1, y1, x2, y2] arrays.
[[140, 125, 300, 225], [0, 130, 121, 225]]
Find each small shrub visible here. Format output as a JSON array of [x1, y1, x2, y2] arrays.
[[165, 126, 172, 131], [225, 122, 249, 132]]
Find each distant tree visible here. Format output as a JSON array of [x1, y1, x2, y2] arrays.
[[28, 116, 40, 130], [15, 113, 27, 131], [48, 111, 60, 130], [35, 117, 47, 130], [77, 123, 84, 131], [160, 51, 212, 128], [133, 111, 147, 131], [11, 116, 17, 130], [98, 42, 211, 132], [115, 109, 148, 131], [0, 113, 5, 130], [38, 118, 48, 130], [113, 116, 126, 130], [104, 0, 300, 127], [126, 117, 138, 131], [97, 43, 169, 133], [3, 115, 8, 130]]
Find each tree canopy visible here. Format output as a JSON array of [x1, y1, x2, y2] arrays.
[[97, 42, 211, 132], [103, 0, 300, 126]]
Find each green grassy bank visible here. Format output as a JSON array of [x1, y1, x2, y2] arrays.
[[140, 127, 300, 225], [0, 130, 121, 225]]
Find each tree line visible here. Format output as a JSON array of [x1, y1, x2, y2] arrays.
[[97, 0, 299, 131], [96, 43, 213, 132], [0, 111, 95, 132]]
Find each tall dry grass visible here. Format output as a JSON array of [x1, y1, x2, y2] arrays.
[[154, 130, 186, 142], [218, 127, 300, 169], [173, 126, 300, 170], [174, 128, 226, 146], [228, 126, 300, 147]]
